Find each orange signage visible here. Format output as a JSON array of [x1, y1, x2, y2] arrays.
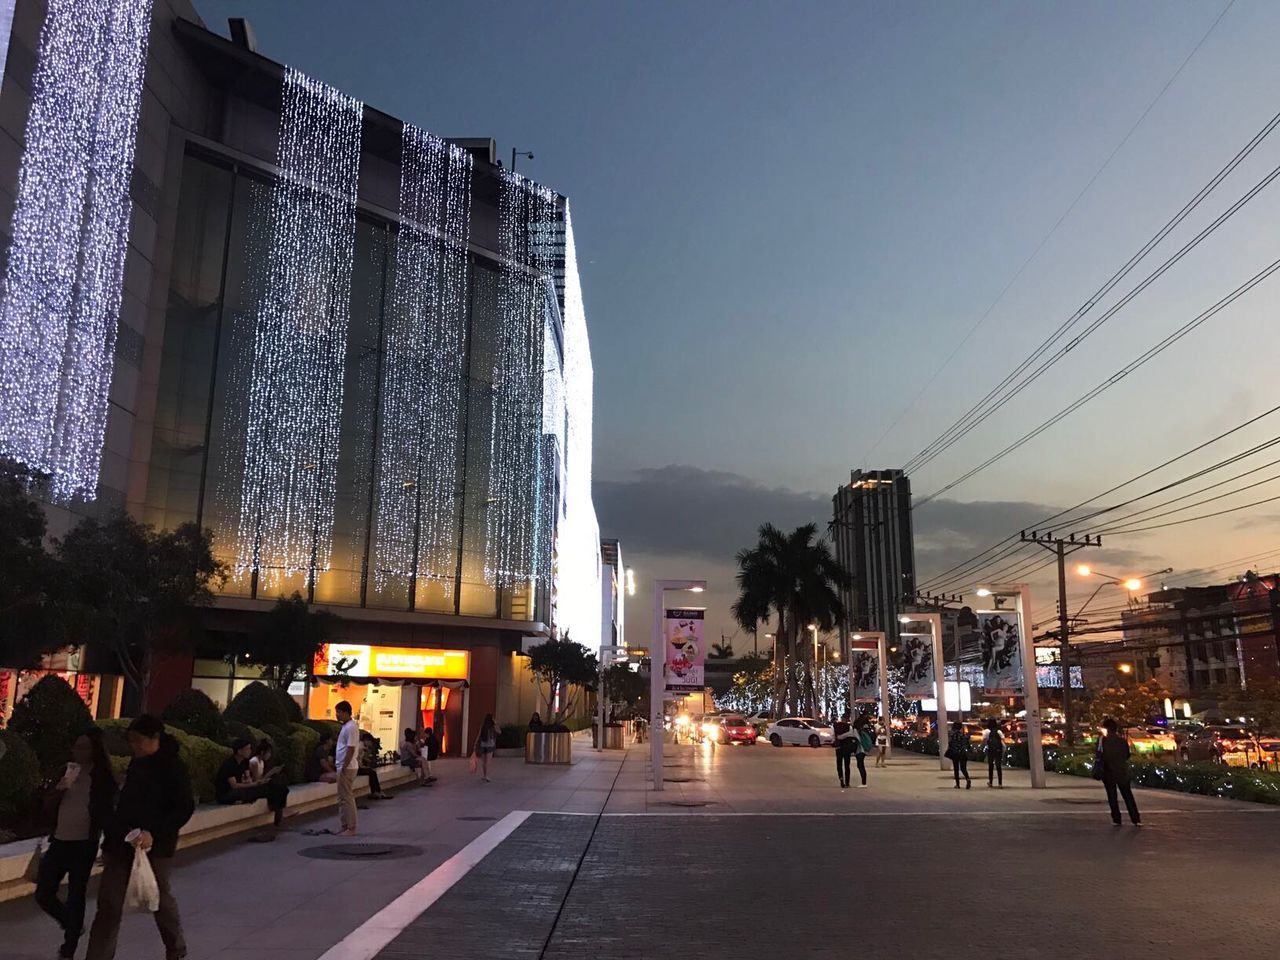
[[316, 643, 469, 680]]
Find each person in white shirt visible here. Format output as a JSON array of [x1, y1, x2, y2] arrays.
[[333, 701, 360, 836]]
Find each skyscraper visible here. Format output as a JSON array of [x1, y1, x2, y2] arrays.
[[831, 469, 916, 651]]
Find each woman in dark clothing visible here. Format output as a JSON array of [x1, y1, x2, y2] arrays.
[[851, 717, 871, 788], [947, 721, 971, 789], [1097, 717, 1142, 825], [86, 714, 195, 960], [36, 727, 116, 960], [833, 712, 854, 788], [985, 719, 1005, 787]]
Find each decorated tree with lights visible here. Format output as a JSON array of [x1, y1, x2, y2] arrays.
[[721, 654, 774, 715], [732, 523, 850, 717]]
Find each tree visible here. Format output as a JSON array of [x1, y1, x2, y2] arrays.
[[603, 663, 647, 718], [56, 515, 226, 703], [722, 653, 773, 715], [0, 466, 68, 667], [230, 592, 338, 689], [526, 636, 599, 725], [732, 523, 849, 717], [709, 640, 735, 659], [1085, 678, 1169, 727]]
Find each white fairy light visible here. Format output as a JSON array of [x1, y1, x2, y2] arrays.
[[232, 69, 362, 584], [486, 171, 557, 587], [373, 126, 472, 591], [553, 205, 602, 644], [0, 0, 152, 500]]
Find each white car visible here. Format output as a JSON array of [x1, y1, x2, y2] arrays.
[[766, 718, 836, 748]]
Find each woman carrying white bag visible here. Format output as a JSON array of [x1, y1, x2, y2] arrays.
[[85, 715, 195, 960]]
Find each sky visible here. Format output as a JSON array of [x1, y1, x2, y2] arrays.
[[193, 0, 1280, 648]]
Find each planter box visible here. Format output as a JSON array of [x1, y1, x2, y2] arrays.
[[525, 730, 572, 764]]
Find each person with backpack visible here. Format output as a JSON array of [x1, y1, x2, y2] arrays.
[[985, 719, 1005, 787], [1097, 717, 1142, 826], [35, 727, 116, 960], [85, 715, 194, 960], [947, 721, 971, 789]]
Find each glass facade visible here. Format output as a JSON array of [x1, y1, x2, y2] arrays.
[[144, 149, 537, 619]]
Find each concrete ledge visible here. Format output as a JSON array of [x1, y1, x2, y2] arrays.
[[0, 766, 415, 903]]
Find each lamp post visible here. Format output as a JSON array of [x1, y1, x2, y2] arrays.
[[511, 147, 534, 173], [651, 579, 707, 793], [976, 584, 1044, 787], [809, 624, 819, 717]]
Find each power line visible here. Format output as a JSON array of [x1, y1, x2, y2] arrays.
[[862, 0, 1238, 466], [912, 168, 1280, 501]]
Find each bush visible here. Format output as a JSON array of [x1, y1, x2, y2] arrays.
[[222, 720, 270, 750], [283, 723, 320, 783], [9, 675, 93, 781], [223, 681, 290, 730], [273, 687, 303, 723], [302, 719, 342, 742], [0, 730, 40, 823], [162, 689, 224, 741], [96, 718, 231, 803]]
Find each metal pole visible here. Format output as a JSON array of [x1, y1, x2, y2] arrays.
[[920, 612, 948, 772], [651, 584, 665, 790], [596, 651, 605, 752], [1057, 542, 1074, 747], [873, 632, 891, 760], [1016, 584, 1047, 788]]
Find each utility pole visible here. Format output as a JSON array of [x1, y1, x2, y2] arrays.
[[1020, 531, 1102, 747]]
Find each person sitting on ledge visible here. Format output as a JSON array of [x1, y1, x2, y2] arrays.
[[215, 739, 289, 833], [306, 733, 338, 784]]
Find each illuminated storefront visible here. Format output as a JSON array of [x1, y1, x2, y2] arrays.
[[308, 644, 471, 756], [0, 647, 123, 726]]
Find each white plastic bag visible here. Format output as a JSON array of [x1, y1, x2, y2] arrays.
[[123, 833, 160, 913]]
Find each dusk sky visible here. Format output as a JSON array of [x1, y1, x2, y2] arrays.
[[195, 0, 1280, 645]]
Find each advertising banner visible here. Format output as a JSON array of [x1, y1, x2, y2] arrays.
[[664, 608, 706, 692], [979, 611, 1024, 695], [851, 640, 881, 703], [902, 634, 936, 701]]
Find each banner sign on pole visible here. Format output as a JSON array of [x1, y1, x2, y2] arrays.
[[664, 608, 705, 692], [979, 611, 1024, 695], [850, 639, 880, 703], [902, 633, 936, 701]]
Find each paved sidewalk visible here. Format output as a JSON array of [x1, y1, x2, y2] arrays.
[[2, 736, 625, 960]]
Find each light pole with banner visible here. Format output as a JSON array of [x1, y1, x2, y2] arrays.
[[975, 583, 1045, 788], [901, 612, 948, 771], [650, 579, 708, 792], [848, 632, 891, 761]]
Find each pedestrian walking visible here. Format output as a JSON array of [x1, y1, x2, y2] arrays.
[[473, 714, 500, 781], [852, 716, 871, 787], [833, 712, 855, 788], [985, 719, 1004, 787], [874, 721, 888, 767], [84, 715, 194, 960], [947, 721, 971, 789], [35, 727, 116, 960], [1097, 717, 1142, 826], [334, 700, 360, 836]]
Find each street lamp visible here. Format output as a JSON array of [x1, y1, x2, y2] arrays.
[[510, 147, 534, 173], [809, 624, 819, 717], [650, 579, 707, 792], [1074, 566, 1172, 619]]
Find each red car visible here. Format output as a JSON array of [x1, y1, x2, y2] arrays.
[[702, 715, 758, 744]]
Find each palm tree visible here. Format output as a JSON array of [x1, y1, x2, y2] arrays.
[[732, 523, 849, 717]]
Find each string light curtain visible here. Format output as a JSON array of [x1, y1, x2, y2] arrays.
[[373, 126, 473, 590], [554, 205, 602, 645], [487, 171, 555, 588], [232, 69, 363, 584], [0, 0, 153, 500]]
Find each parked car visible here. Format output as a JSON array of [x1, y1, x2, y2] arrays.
[[1125, 727, 1178, 754], [1180, 725, 1263, 766], [702, 715, 758, 745], [765, 717, 835, 748]]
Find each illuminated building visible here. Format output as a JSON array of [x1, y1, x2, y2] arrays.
[[0, 4, 602, 746]]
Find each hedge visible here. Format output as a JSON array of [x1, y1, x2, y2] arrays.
[[0, 730, 40, 823], [162, 689, 225, 742], [302, 719, 342, 742], [8, 675, 93, 782], [223, 681, 290, 730], [97, 718, 231, 804]]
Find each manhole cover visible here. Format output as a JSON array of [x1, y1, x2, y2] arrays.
[[664, 776, 705, 783], [657, 800, 714, 808], [457, 816, 498, 821], [299, 843, 423, 861], [1044, 798, 1104, 805]]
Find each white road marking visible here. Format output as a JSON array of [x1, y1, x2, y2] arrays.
[[315, 810, 531, 960]]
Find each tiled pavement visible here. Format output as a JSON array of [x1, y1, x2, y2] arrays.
[[7, 736, 1279, 959]]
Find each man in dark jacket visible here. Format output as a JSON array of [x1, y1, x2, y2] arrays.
[[85, 714, 195, 960], [1098, 717, 1142, 826]]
